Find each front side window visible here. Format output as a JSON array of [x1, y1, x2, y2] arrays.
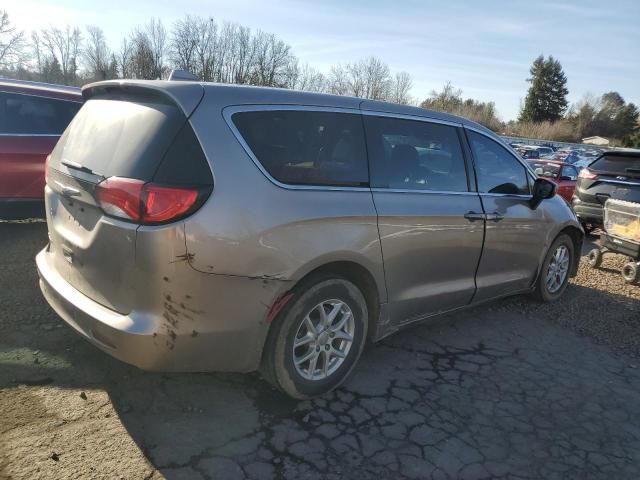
[[0, 92, 80, 135], [231, 110, 368, 187], [364, 115, 468, 192], [468, 130, 530, 195]]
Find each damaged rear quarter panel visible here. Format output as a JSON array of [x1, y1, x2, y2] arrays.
[[133, 222, 287, 372]]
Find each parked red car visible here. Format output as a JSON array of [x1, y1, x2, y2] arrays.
[[0, 79, 82, 219], [527, 159, 579, 202]]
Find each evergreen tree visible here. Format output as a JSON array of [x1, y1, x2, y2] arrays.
[[519, 55, 569, 123]]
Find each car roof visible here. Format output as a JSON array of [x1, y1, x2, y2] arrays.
[[83, 79, 498, 136], [0, 78, 82, 101]]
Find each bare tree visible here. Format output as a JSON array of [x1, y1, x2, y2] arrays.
[[359, 56, 391, 100], [285, 61, 325, 92], [187, 18, 215, 81], [129, 29, 155, 79], [170, 15, 199, 74], [0, 10, 25, 69], [147, 18, 166, 79], [84, 26, 110, 80], [118, 37, 133, 78], [327, 57, 402, 101], [41, 25, 82, 84], [328, 64, 350, 95], [389, 71, 413, 105], [226, 24, 254, 84], [251, 31, 292, 87]]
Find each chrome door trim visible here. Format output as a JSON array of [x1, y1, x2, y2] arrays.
[[360, 109, 464, 128], [371, 188, 477, 196]]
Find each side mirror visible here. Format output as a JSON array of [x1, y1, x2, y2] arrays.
[[559, 175, 574, 181], [530, 178, 556, 210]]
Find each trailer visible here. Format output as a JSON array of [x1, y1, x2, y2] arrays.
[[588, 199, 640, 284]]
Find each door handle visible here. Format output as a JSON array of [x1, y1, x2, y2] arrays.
[[464, 211, 486, 222], [485, 212, 504, 222]]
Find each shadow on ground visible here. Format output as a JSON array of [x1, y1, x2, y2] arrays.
[[1, 223, 640, 479]]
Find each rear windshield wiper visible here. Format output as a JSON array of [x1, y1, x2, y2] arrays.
[[61, 160, 103, 178]]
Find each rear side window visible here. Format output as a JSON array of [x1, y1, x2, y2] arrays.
[[590, 155, 640, 175], [0, 91, 80, 135], [231, 110, 368, 187], [468, 131, 530, 195], [364, 116, 468, 192]]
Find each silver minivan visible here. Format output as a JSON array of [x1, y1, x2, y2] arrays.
[[37, 80, 583, 398]]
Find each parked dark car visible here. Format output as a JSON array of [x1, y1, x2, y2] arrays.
[[572, 151, 640, 231], [0, 79, 82, 219]]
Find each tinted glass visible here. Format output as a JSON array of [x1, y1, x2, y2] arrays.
[[51, 97, 185, 180], [562, 165, 578, 180], [0, 92, 80, 135], [365, 116, 468, 192], [590, 155, 640, 174], [232, 110, 368, 187], [468, 131, 530, 195], [153, 122, 213, 186]]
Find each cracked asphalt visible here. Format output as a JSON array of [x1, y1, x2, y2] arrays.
[[2, 222, 640, 479]]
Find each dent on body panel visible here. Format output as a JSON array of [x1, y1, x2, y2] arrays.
[[135, 222, 285, 361]]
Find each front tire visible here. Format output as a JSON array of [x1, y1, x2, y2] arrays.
[[261, 278, 368, 399], [535, 234, 574, 302]]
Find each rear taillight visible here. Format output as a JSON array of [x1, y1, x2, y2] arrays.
[[144, 184, 199, 223], [579, 168, 598, 180], [96, 177, 204, 224]]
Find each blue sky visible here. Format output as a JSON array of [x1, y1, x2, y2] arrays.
[[5, 0, 639, 120]]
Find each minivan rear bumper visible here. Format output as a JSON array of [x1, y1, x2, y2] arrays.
[[36, 247, 287, 373]]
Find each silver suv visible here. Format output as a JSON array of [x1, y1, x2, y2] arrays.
[[36, 80, 583, 398]]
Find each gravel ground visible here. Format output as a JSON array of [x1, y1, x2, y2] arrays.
[[493, 234, 640, 359], [1, 223, 640, 479]]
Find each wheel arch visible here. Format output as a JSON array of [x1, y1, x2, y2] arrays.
[[559, 225, 584, 277]]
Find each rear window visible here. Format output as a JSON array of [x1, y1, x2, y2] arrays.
[[590, 155, 640, 175], [231, 110, 368, 187], [51, 96, 187, 180], [0, 91, 80, 135]]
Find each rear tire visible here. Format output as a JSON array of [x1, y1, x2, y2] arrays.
[[534, 234, 574, 302], [588, 248, 603, 268], [260, 278, 368, 399], [622, 262, 639, 284]]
